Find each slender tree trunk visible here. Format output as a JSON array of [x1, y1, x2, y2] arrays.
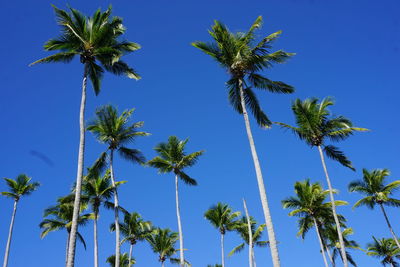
[[238, 79, 280, 267], [66, 232, 71, 266], [66, 63, 88, 267], [221, 233, 225, 267], [129, 244, 133, 267], [94, 211, 99, 267], [317, 145, 348, 267], [379, 204, 400, 249], [252, 248, 256, 267], [243, 199, 253, 267], [161, 261, 165, 267], [3, 200, 18, 267], [175, 174, 185, 266], [109, 149, 121, 267], [324, 244, 335, 267], [312, 217, 329, 267]]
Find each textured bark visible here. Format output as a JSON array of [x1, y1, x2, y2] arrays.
[[109, 150, 120, 267], [66, 232, 71, 266], [238, 79, 280, 267], [325, 243, 335, 267], [221, 233, 225, 267], [317, 146, 348, 267], [380, 204, 400, 249], [243, 199, 254, 267], [3, 200, 18, 267], [66, 64, 88, 267], [175, 174, 185, 266], [313, 217, 329, 267], [94, 212, 99, 267], [129, 245, 133, 267]]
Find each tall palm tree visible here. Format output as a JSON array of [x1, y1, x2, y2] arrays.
[[349, 168, 400, 248], [106, 253, 135, 267], [146, 228, 185, 267], [282, 179, 347, 267], [323, 225, 359, 266], [88, 104, 149, 266], [83, 168, 125, 267], [110, 212, 152, 266], [192, 16, 294, 267], [228, 216, 268, 267], [277, 97, 367, 266], [367, 237, 400, 267], [204, 203, 241, 267], [147, 136, 203, 266], [1, 174, 40, 267], [30, 6, 140, 267], [39, 197, 92, 265]]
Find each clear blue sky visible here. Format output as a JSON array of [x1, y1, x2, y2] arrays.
[[1, 0, 399, 266]]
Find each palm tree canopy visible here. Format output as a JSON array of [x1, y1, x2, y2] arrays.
[[367, 237, 400, 266], [147, 136, 204, 185], [87, 105, 150, 164], [30, 5, 140, 94], [349, 169, 400, 209], [1, 174, 40, 201], [110, 212, 152, 245], [192, 16, 294, 127], [282, 179, 348, 238], [204, 202, 241, 234], [146, 228, 179, 262], [277, 97, 368, 170], [106, 253, 135, 267]]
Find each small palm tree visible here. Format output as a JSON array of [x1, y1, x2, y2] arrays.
[[322, 225, 359, 266], [204, 203, 241, 267], [192, 16, 294, 267], [107, 253, 135, 267], [349, 168, 400, 248], [282, 179, 347, 267], [30, 6, 141, 266], [367, 237, 400, 267], [83, 168, 125, 267], [88, 104, 149, 265], [39, 196, 92, 265], [146, 228, 185, 267], [228, 216, 268, 267], [110, 212, 152, 266], [277, 97, 367, 267], [207, 265, 222, 267], [1, 174, 40, 267], [148, 136, 203, 266]]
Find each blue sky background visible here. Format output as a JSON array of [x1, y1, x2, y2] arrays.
[[1, 0, 399, 266]]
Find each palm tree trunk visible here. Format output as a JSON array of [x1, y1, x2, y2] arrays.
[[317, 145, 348, 267], [66, 63, 88, 267], [66, 232, 71, 266], [238, 79, 280, 267], [252, 248, 256, 267], [109, 149, 121, 267], [379, 203, 400, 249], [129, 244, 133, 267], [221, 233, 225, 267], [3, 200, 18, 267], [94, 211, 99, 267], [324, 244, 335, 267], [175, 174, 185, 267], [161, 261, 165, 267], [243, 199, 253, 267], [312, 217, 329, 267]]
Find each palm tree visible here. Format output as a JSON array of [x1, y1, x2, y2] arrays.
[[277, 97, 367, 266], [39, 197, 92, 265], [147, 136, 203, 266], [30, 6, 141, 266], [106, 253, 135, 267], [282, 179, 348, 267], [228, 216, 268, 267], [83, 168, 125, 267], [204, 203, 241, 267], [323, 225, 359, 266], [110, 212, 152, 266], [192, 17, 294, 267], [367, 237, 400, 267], [207, 265, 222, 267], [87, 104, 149, 266], [1, 174, 40, 267], [146, 228, 185, 267], [349, 168, 400, 248]]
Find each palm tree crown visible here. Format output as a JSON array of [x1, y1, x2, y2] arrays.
[[367, 237, 400, 266], [1, 174, 40, 201], [146, 228, 180, 264], [192, 16, 294, 126], [111, 212, 153, 245], [204, 203, 241, 235], [107, 253, 135, 267], [30, 5, 140, 92]]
